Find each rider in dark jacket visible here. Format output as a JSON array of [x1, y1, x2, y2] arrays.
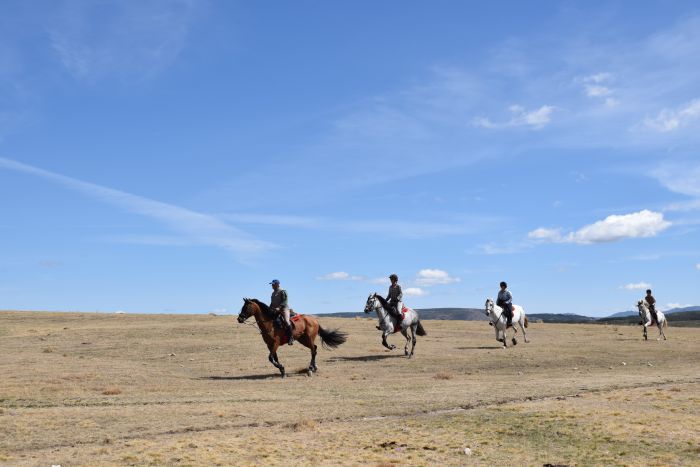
[[496, 281, 513, 327], [645, 289, 659, 324]]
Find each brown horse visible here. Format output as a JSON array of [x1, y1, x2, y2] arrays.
[[237, 298, 347, 377]]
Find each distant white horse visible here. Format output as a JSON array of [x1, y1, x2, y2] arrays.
[[484, 298, 529, 348], [637, 300, 667, 341], [364, 293, 426, 358]]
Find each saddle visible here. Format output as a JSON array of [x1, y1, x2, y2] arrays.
[[393, 307, 409, 333], [273, 310, 301, 329]]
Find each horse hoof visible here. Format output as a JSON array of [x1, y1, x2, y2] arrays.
[[512, 338, 517, 345], [307, 369, 313, 377], [390, 345, 396, 350]]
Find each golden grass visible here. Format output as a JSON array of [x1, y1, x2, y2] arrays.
[[0, 310, 698, 465]]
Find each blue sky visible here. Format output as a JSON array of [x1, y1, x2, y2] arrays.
[[1, 1, 699, 316]]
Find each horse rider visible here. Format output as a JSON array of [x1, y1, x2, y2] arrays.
[[497, 281, 514, 327], [645, 289, 659, 324], [270, 279, 294, 345], [386, 274, 404, 322]]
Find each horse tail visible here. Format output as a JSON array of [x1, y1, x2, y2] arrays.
[[318, 326, 347, 350], [663, 318, 668, 328], [524, 316, 529, 328], [416, 320, 427, 336]]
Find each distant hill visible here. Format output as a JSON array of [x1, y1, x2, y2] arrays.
[[666, 305, 700, 314], [528, 313, 597, 324], [316, 308, 487, 321], [597, 309, 700, 327], [605, 310, 638, 318], [317, 306, 700, 326]]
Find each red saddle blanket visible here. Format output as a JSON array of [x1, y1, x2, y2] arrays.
[[291, 314, 302, 322], [393, 308, 409, 332]]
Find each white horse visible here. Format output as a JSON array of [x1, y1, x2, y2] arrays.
[[364, 293, 426, 358], [484, 298, 529, 348], [637, 300, 667, 341]]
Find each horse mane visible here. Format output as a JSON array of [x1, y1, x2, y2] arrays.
[[246, 298, 274, 317], [374, 294, 391, 309]]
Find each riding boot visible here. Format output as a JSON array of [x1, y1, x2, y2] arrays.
[[286, 323, 294, 345]]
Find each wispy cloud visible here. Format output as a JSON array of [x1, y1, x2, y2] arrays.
[[696, 263, 700, 270], [662, 302, 692, 311], [221, 212, 494, 239], [620, 282, 651, 290], [473, 104, 555, 130], [644, 98, 700, 132], [529, 210, 671, 244], [580, 73, 618, 107], [414, 268, 460, 286], [316, 271, 365, 281], [49, 0, 201, 83], [0, 157, 274, 259]]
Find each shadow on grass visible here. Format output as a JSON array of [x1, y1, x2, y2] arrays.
[[198, 374, 279, 381], [327, 354, 404, 362], [456, 346, 503, 350]]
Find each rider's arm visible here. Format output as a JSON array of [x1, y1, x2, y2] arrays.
[[279, 290, 288, 308]]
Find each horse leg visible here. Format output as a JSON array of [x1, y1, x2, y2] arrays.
[[268, 350, 285, 378], [519, 318, 529, 343], [382, 331, 395, 350], [502, 326, 508, 348], [643, 325, 648, 341], [401, 329, 410, 356], [409, 324, 417, 358], [657, 323, 665, 341]]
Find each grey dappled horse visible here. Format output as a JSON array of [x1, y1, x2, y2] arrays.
[[637, 300, 667, 341], [364, 293, 426, 358], [484, 298, 529, 348]]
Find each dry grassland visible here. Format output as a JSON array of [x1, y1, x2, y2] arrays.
[[1, 311, 698, 466]]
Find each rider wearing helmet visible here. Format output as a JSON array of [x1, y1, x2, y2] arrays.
[[386, 274, 404, 322], [270, 279, 294, 345], [496, 281, 513, 327], [645, 289, 659, 324]]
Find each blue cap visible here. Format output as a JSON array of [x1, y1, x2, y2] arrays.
[[269, 279, 280, 285]]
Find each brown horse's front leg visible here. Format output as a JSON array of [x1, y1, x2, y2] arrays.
[[268, 345, 285, 378]]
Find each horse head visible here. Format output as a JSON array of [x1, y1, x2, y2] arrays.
[[364, 293, 378, 313], [484, 298, 495, 316], [238, 298, 259, 323]]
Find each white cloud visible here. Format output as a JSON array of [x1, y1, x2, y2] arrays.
[[414, 268, 460, 286], [316, 271, 365, 281], [528, 227, 563, 242], [696, 263, 700, 270], [620, 282, 651, 290], [404, 287, 428, 297], [0, 157, 273, 259], [473, 104, 555, 130], [529, 210, 671, 245], [644, 98, 700, 132]]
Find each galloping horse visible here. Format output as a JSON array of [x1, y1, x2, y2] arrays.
[[484, 298, 529, 348], [364, 294, 426, 358], [237, 298, 347, 377], [637, 300, 668, 341]]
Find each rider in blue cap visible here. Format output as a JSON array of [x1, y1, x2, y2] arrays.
[[270, 279, 293, 345]]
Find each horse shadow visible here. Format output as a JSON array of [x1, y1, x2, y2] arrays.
[[197, 374, 278, 381], [456, 346, 503, 350], [327, 354, 404, 362]]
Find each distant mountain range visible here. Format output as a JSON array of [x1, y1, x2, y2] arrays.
[[317, 306, 700, 326]]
